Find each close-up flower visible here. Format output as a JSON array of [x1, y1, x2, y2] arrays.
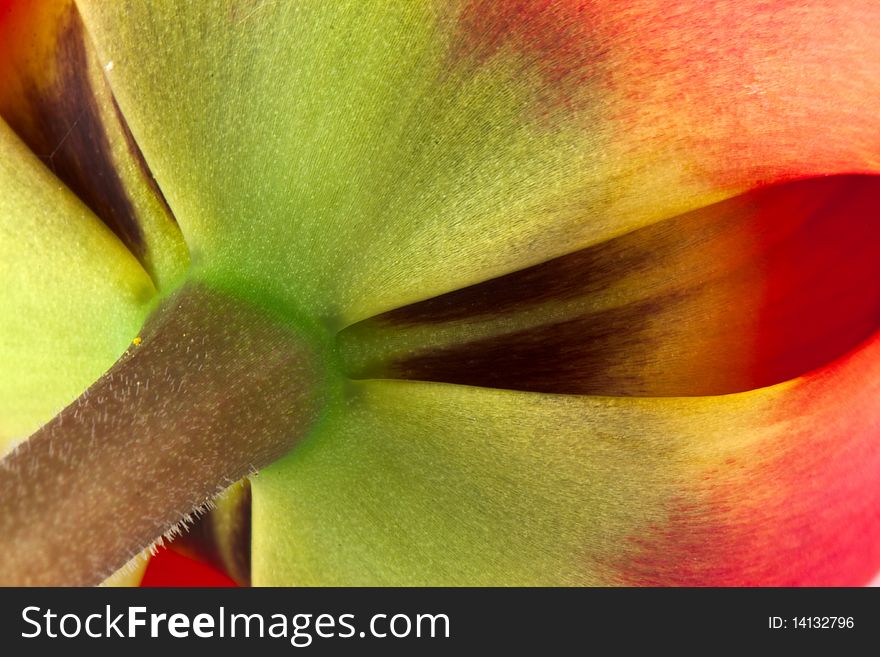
[[0, 0, 878, 587]]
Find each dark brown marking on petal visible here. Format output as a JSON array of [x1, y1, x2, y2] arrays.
[[371, 235, 654, 327], [342, 175, 880, 397], [20, 6, 145, 256], [110, 95, 178, 225], [374, 298, 671, 395], [174, 479, 252, 586]]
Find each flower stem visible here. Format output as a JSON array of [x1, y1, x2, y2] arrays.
[[0, 283, 325, 586]]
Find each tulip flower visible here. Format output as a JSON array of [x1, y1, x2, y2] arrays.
[[0, 0, 878, 587]]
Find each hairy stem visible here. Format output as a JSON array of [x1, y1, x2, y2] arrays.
[[0, 283, 325, 586]]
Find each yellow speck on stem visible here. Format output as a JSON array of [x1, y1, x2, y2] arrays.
[[132, 336, 142, 346]]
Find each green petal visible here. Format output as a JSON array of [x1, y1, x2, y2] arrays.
[[252, 327, 880, 585], [77, 1, 880, 326], [72, 1, 688, 327], [0, 118, 155, 453]]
